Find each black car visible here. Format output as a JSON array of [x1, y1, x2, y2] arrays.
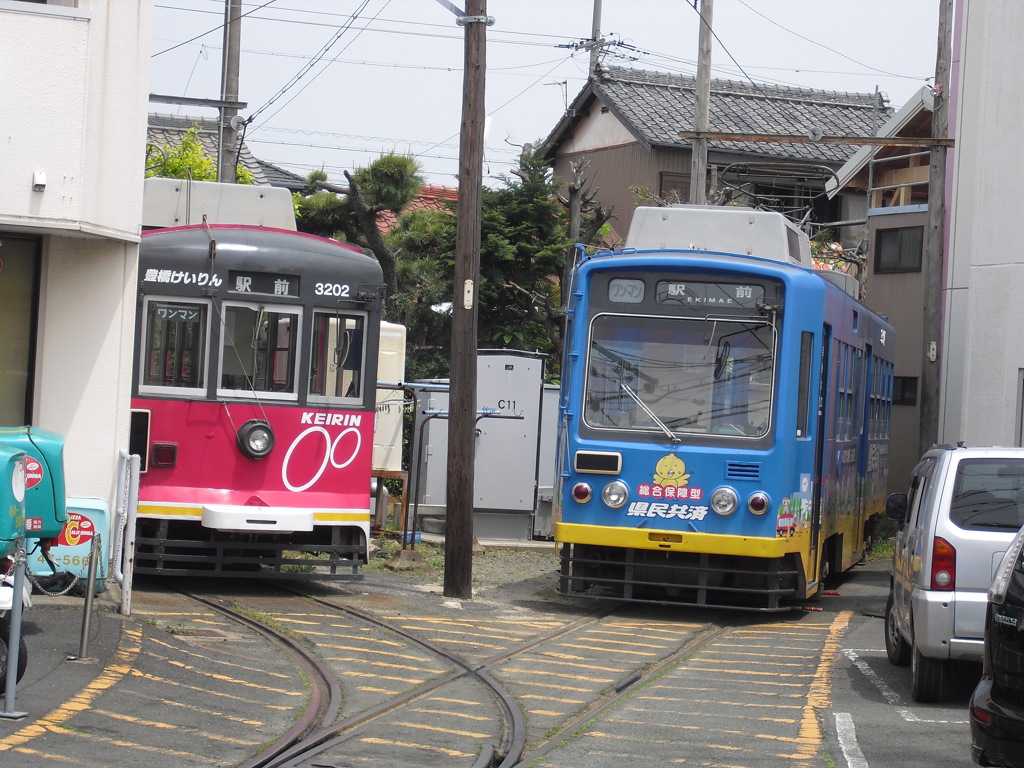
[[970, 526, 1024, 766]]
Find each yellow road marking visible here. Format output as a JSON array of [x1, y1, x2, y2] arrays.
[[0, 626, 143, 753], [359, 736, 473, 757]]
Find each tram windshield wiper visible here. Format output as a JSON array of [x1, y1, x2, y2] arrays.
[[617, 377, 680, 444]]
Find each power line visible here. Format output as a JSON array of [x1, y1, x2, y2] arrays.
[[734, 0, 930, 81], [253, 126, 521, 154], [154, 3, 574, 48], [248, 0, 378, 123], [153, 0, 278, 57]]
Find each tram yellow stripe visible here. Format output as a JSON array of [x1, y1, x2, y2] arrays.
[[313, 512, 370, 522], [136, 505, 369, 524], [554, 522, 795, 557], [138, 504, 201, 519]]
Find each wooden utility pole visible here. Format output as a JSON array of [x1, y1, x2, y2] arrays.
[[445, 0, 488, 600], [218, 0, 242, 183], [689, 0, 713, 205], [588, 0, 603, 79], [919, 0, 953, 454]]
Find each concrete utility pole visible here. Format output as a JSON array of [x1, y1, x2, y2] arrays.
[[919, 0, 953, 454], [445, 0, 489, 600], [218, 0, 242, 183], [589, 0, 603, 79], [689, 0, 713, 205]]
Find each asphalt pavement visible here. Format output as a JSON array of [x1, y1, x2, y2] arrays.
[[0, 557, 984, 768]]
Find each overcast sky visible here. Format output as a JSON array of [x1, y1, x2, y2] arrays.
[[149, 1, 941, 187]]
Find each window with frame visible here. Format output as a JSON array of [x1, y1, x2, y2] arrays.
[[894, 376, 918, 406], [659, 172, 692, 204], [796, 332, 814, 439], [309, 310, 367, 402], [875, 226, 924, 273], [142, 300, 208, 391], [219, 304, 300, 396]]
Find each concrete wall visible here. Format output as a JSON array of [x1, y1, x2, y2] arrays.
[[863, 206, 928, 490], [942, 0, 1024, 447], [0, 1, 153, 501]]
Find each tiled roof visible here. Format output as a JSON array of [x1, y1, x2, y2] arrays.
[[376, 184, 458, 231], [148, 114, 308, 189], [256, 159, 310, 192], [550, 67, 892, 165]]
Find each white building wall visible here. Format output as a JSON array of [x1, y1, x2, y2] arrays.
[[566, 104, 637, 152], [0, 1, 153, 500], [942, 0, 1024, 446], [0, 5, 89, 231]]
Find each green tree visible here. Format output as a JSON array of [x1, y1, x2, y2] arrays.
[[388, 146, 580, 380], [146, 123, 254, 184], [386, 207, 457, 380], [475, 149, 572, 364], [293, 154, 423, 306]]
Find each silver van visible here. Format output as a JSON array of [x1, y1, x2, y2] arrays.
[[884, 446, 1024, 702]]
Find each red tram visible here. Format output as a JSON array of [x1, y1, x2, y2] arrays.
[[128, 224, 384, 576]]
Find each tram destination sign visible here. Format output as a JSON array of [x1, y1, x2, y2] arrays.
[[228, 270, 300, 298], [655, 280, 765, 309]]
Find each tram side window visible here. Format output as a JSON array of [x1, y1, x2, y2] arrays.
[[796, 332, 813, 438], [143, 301, 208, 389], [220, 305, 299, 394], [309, 310, 365, 401]]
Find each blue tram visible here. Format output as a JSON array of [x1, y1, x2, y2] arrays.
[[554, 206, 894, 610]]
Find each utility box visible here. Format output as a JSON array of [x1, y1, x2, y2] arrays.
[[0, 426, 67, 541], [374, 321, 407, 473], [412, 351, 546, 540]]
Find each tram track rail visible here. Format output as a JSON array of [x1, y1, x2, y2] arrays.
[[170, 581, 756, 768], [196, 584, 612, 767], [0, 573, 853, 768]]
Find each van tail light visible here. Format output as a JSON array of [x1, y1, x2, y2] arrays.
[[931, 536, 956, 591]]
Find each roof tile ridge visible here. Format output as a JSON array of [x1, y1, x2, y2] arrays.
[[601, 66, 883, 110]]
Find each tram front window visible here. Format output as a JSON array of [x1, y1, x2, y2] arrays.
[[309, 310, 365, 401], [220, 304, 299, 395], [143, 301, 208, 390], [584, 314, 776, 437]]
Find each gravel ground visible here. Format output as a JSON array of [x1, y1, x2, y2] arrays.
[[365, 536, 566, 605]]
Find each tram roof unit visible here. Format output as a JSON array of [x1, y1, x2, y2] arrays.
[[623, 206, 813, 268], [142, 177, 298, 230]]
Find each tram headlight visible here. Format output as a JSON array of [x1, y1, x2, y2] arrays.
[[710, 487, 739, 516], [571, 482, 593, 503], [601, 480, 630, 509], [237, 419, 275, 460], [747, 492, 771, 516]]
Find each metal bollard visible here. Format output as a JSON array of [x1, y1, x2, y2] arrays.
[[0, 547, 28, 719], [76, 533, 101, 661]]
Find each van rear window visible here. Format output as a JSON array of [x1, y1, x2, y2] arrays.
[[949, 459, 1024, 531]]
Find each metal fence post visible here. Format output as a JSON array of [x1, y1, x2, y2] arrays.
[[75, 533, 101, 660], [0, 544, 28, 719]]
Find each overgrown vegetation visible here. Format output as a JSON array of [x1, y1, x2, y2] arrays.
[[146, 123, 254, 185]]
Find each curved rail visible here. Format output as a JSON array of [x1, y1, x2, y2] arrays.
[[267, 587, 617, 767], [175, 582, 746, 768], [170, 589, 343, 768]]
